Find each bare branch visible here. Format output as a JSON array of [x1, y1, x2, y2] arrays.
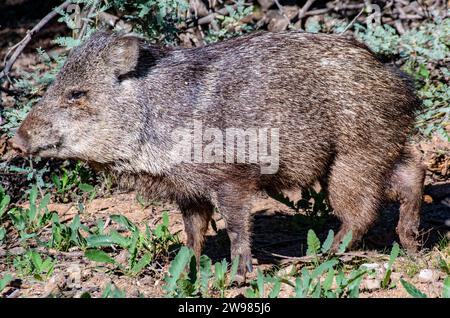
[[298, 0, 317, 22], [339, 6, 365, 34], [187, 5, 236, 27], [0, 0, 72, 82], [273, 0, 289, 21], [78, 0, 100, 40]]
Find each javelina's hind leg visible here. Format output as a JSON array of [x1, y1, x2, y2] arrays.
[[215, 182, 255, 284], [386, 151, 425, 253], [327, 155, 386, 251], [178, 200, 214, 263]]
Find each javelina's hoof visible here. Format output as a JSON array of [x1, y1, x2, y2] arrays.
[[233, 254, 253, 286], [397, 227, 421, 254]]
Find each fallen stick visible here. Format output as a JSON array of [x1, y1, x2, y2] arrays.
[[186, 5, 237, 27], [258, 248, 384, 264], [339, 6, 365, 34], [0, 0, 72, 82], [297, 0, 317, 23]]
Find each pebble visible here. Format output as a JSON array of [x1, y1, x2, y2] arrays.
[[8, 247, 26, 256], [361, 263, 380, 270], [115, 249, 130, 265], [67, 264, 82, 288], [43, 273, 65, 297], [6, 289, 21, 298], [362, 278, 381, 291], [361, 263, 384, 279], [418, 269, 438, 283], [390, 272, 403, 282]]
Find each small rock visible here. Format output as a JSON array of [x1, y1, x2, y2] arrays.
[[418, 269, 439, 283], [81, 269, 93, 280], [361, 263, 384, 279], [8, 247, 26, 256], [43, 273, 66, 297], [390, 272, 403, 283], [361, 263, 380, 270], [6, 289, 21, 298], [67, 264, 82, 288], [257, 0, 274, 10], [423, 195, 433, 204], [128, 288, 140, 298], [362, 278, 381, 291], [115, 249, 130, 265], [266, 11, 290, 32]]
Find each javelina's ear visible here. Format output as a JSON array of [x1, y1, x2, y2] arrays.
[[105, 35, 141, 77], [105, 34, 166, 79]]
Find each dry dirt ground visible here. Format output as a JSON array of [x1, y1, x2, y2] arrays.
[[0, 181, 448, 298]]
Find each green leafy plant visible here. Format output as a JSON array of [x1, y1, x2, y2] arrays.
[[49, 214, 88, 251], [269, 187, 332, 230], [163, 246, 241, 298], [0, 274, 13, 293], [204, 0, 254, 44], [356, 17, 450, 141], [443, 277, 450, 298], [101, 282, 127, 298], [51, 161, 97, 203], [291, 229, 367, 298], [8, 185, 54, 240], [246, 269, 282, 298], [163, 229, 370, 298], [13, 250, 55, 280], [0, 186, 10, 245], [400, 276, 450, 298], [84, 212, 179, 276], [400, 278, 427, 298], [0, 186, 11, 221], [381, 242, 400, 289], [0, 227, 6, 245]]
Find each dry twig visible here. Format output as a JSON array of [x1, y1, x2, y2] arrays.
[[0, 0, 72, 82], [78, 0, 100, 40], [340, 6, 365, 34], [298, 0, 317, 24], [259, 249, 385, 264]]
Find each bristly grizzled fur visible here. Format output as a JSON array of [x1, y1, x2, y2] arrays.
[[11, 30, 425, 282]]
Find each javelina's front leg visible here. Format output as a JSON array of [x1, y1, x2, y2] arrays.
[[178, 200, 214, 263], [215, 183, 255, 284]]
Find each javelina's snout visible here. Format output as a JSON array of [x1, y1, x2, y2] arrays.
[[9, 130, 30, 156]]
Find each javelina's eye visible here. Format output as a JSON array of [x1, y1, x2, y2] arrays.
[[68, 90, 87, 102]]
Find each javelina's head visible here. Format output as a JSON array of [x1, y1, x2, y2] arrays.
[[9, 31, 165, 164]]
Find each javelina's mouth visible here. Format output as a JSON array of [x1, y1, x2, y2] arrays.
[[33, 140, 63, 157]]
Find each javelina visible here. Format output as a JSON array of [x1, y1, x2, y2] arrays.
[[10, 31, 424, 281]]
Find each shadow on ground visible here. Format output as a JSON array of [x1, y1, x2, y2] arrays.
[[202, 182, 449, 264]]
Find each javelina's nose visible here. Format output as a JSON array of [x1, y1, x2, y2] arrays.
[[8, 132, 29, 155]]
